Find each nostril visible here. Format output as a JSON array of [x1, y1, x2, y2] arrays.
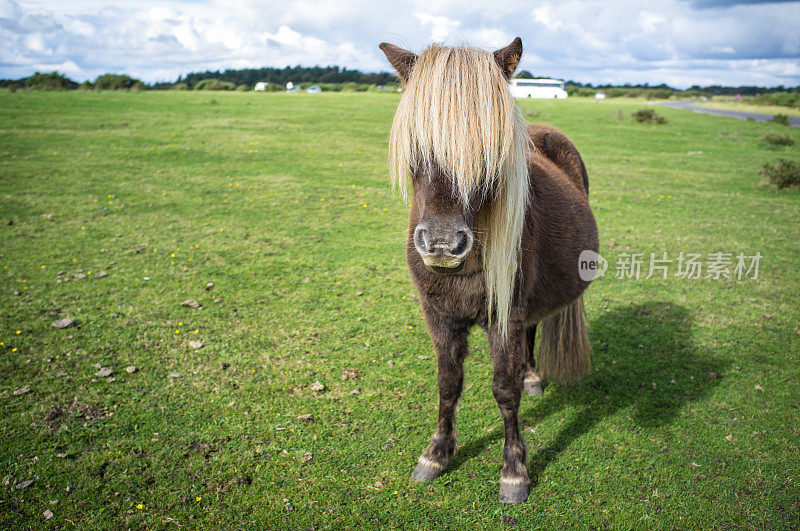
[[452, 230, 471, 256], [414, 227, 430, 252]]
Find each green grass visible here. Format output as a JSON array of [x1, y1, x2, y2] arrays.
[[1, 91, 799, 528]]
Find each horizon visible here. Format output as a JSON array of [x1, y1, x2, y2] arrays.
[[6, 65, 800, 91], [2, 0, 800, 89]]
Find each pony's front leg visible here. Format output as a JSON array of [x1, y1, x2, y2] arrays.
[[489, 318, 529, 503], [411, 306, 468, 483]]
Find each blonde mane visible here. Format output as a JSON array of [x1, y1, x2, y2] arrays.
[[388, 44, 531, 339]]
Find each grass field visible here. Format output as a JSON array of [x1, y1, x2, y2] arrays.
[[1, 90, 799, 528]]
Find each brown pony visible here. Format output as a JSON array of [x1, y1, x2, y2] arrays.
[[379, 38, 599, 503]]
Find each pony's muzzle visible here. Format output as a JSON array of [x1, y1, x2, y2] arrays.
[[414, 221, 473, 272]]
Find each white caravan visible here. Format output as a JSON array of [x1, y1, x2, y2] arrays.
[[509, 78, 568, 99]]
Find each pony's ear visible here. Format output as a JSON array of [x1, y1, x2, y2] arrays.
[[379, 43, 418, 84], [493, 37, 523, 80]]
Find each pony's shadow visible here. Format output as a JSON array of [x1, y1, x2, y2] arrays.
[[451, 302, 721, 486]]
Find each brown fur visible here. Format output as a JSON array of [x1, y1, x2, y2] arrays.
[[405, 123, 597, 337], [381, 39, 598, 502]]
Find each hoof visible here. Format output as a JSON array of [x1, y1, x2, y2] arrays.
[[499, 483, 529, 504], [411, 462, 444, 483], [524, 381, 543, 396]]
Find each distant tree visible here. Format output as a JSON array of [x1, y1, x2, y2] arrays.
[[177, 65, 395, 88], [24, 71, 78, 90], [194, 79, 236, 90], [94, 74, 142, 90], [515, 70, 535, 79]]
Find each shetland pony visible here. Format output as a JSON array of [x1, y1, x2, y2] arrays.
[[380, 38, 598, 503]]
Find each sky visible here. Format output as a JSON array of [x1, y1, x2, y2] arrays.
[[1, 0, 799, 88]]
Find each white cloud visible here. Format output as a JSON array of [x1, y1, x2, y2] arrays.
[[0, 0, 798, 87], [415, 13, 461, 42], [532, 6, 562, 30], [639, 12, 666, 33]]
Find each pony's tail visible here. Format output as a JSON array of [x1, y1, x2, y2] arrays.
[[538, 296, 591, 384]]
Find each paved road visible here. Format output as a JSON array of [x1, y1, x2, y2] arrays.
[[658, 100, 800, 127]]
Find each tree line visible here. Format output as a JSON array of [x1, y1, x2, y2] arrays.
[[0, 66, 396, 91], [2, 68, 798, 109]]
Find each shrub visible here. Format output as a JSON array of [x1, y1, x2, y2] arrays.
[[339, 82, 370, 92], [170, 83, 189, 91], [605, 87, 641, 98], [632, 109, 667, 124], [78, 81, 94, 91], [254, 82, 282, 92], [754, 92, 800, 109], [760, 159, 800, 189], [568, 87, 597, 98], [235, 84, 250, 91], [645, 88, 674, 100], [761, 132, 795, 147], [769, 114, 790, 126], [25, 71, 78, 90], [193, 79, 235, 91], [94, 74, 142, 90], [8, 85, 16, 93]]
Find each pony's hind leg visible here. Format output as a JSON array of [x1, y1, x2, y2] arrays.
[[523, 324, 543, 396], [489, 319, 530, 503], [412, 306, 468, 483]]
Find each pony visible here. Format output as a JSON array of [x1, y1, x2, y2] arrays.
[[379, 38, 599, 503]]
